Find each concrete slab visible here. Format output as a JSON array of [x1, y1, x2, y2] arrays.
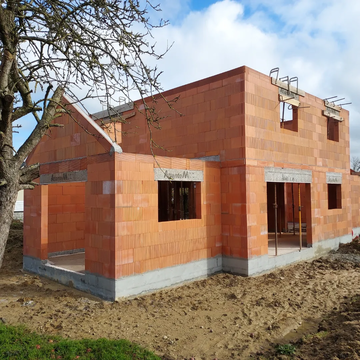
[[48, 252, 85, 273], [268, 232, 307, 256]]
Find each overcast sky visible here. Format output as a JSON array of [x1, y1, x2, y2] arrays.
[[14, 0, 360, 158]]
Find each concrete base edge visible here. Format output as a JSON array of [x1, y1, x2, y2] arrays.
[[23, 231, 354, 300], [223, 232, 353, 276], [352, 227, 360, 238], [23, 256, 115, 301], [23, 255, 223, 301]]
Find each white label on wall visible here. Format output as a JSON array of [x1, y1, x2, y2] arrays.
[[154, 168, 203, 181], [326, 172, 342, 184], [264, 167, 312, 183]]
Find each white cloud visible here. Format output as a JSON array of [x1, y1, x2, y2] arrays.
[[13, 0, 360, 158], [151, 0, 278, 88], [147, 0, 360, 156]]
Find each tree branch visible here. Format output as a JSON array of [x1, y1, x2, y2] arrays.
[[20, 162, 40, 184], [11, 63, 43, 121], [14, 86, 65, 165], [19, 182, 38, 190]]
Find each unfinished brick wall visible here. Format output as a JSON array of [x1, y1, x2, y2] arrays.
[[221, 164, 248, 258], [244, 70, 349, 169], [27, 100, 116, 166], [84, 153, 117, 278], [84, 152, 221, 280], [23, 67, 357, 296], [243, 68, 351, 248], [48, 182, 85, 254], [120, 67, 246, 161], [350, 174, 360, 229], [24, 98, 116, 262], [117, 66, 352, 257], [24, 185, 48, 260], [126, 155, 221, 277]]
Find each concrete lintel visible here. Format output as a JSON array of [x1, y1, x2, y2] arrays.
[[324, 100, 342, 112], [279, 94, 300, 107], [195, 155, 220, 162], [323, 110, 343, 122], [326, 172, 342, 184], [40, 170, 87, 185], [264, 167, 312, 184], [154, 168, 204, 182], [271, 78, 305, 97]]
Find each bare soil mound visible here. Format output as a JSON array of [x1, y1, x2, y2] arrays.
[[1, 224, 360, 360]]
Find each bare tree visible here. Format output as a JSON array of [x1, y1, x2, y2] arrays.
[[0, 0, 173, 267], [351, 156, 360, 172]]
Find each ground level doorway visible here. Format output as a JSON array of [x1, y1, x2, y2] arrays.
[[266, 182, 311, 256]]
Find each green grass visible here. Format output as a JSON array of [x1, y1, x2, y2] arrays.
[[0, 323, 160, 360], [275, 343, 296, 356]]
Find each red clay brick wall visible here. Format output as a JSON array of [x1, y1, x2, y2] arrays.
[[27, 100, 114, 165], [24, 68, 355, 270], [243, 68, 351, 248], [115, 154, 221, 279], [119, 68, 248, 260], [48, 183, 85, 253], [120, 66, 352, 257], [24, 185, 48, 260], [24, 98, 115, 261], [350, 174, 360, 229], [244, 68, 349, 169], [85, 153, 117, 278], [245, 165, 268, 256], [310, 171, 350, 242], [221, 164, 248, 258], [120, 67, 246, 161], [84, 152, 221, 280]]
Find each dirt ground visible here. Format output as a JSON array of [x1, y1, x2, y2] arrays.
[[1, 223, 360, 360]]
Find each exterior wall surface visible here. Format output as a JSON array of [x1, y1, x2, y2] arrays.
[[118, 66, 352, 259], [23, 67, 360, 300], [48, 182, 85, 254], [84, 152, 221, 280], [350, 174, 360, 231]]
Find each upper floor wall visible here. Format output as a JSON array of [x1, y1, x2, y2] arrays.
[[118, 66, 350, 171], [244, 67, 350, 171], [120, 66, 247, 162]]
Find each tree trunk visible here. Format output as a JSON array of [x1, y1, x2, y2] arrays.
[[0, 180, 19, 268]]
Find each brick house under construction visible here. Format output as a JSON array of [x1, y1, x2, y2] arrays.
[[23, 66, 360, 300]]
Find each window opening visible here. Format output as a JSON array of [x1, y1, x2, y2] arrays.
[[280, 102, 298, 132], [327, 117, 339, 142], [323, 96, 350, 142], [328, 184, 341, 209], [158, 181, 200, 222]]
